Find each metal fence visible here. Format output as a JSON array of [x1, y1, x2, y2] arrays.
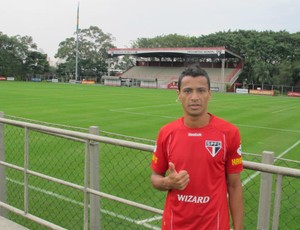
[[0, 113, 300, 230]]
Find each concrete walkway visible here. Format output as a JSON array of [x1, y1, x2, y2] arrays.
[[0, 216, 29, 230]]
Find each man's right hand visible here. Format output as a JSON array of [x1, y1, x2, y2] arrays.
[[168, 162, 190, 190]]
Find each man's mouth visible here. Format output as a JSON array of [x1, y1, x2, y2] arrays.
[[189, 104, 201, 109]]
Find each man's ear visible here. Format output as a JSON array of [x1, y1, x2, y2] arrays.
[[177, 90, 181, 102]]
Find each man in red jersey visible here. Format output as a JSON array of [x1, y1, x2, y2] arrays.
[[151, 64, 243, 230]]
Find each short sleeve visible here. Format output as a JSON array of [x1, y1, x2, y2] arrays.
[[151, 129, 169, 175], [226, 127, 243, 174]]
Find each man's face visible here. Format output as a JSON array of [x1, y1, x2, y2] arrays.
[[177, 75, 211, 117]]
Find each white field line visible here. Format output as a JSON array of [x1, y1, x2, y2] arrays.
[[110, 109, 177, 119], [6, 178, 160, 230], [235, 124, 300, 134], [242, 140, 300, 186], [112, 105, 300, 134], [123, 112, 300, 134], [112, 103, 177, 111], [271, 105, 300, 114], [276, 140, 300, 159], [136, 215, 162, 224], [242, 171, 261, 187], [110, 103, 178, 119]]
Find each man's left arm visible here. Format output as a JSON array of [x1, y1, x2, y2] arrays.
[[227, 173, 244, 230]]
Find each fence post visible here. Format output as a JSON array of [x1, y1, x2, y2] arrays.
[[89, 126, 100, 230], [257, 151, 275, 230], [272, 174, 283, 230], [0, 111, 7, 217]]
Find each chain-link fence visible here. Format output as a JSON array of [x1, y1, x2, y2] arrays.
[[241, 151, 300, 230], [0, 115, 300, 230]]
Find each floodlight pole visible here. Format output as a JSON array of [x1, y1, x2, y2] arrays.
[[75, 2, 80, 81]]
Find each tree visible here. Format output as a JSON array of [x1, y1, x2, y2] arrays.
[[274, 59, 300, 86], [24, 51, 50, 80], [132, 34, 193, 48], [0, 33, 25, 79], [55, 26, 115, 81], [0, 32, 49, 80]]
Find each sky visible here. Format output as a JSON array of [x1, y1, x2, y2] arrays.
[[1, 0, 299, 61]]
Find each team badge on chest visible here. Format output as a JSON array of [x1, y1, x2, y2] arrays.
[[205, 140, 222, 157]]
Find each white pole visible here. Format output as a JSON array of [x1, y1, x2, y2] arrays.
[[75, 2, 80, 81], [0, 111, 7, 217], [89, 126, 100, 230]]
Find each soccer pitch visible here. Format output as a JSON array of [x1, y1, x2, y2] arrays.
[[1, 81, 299, 156], [0, 81, 300, 229]]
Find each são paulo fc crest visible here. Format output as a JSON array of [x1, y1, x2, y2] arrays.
[[205, 141, 222, 157]]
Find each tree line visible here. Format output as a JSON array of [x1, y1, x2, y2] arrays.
[[1, 27, 299, 86], [0, 32, 51, 81], [132, 30, 300, 87]]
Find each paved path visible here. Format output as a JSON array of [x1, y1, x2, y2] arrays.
[[0, 216, 29, 230]]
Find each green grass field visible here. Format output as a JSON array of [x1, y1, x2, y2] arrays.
[[1, 81, 299, 154], [0, 81, 300, 229]]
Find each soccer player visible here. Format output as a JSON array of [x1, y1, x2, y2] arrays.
[[151, 64, 244, 230]]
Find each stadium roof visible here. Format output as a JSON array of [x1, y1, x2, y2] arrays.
[[107, 47, 242, 59]]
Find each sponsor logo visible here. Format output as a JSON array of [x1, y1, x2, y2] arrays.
[[249, 89, 274, 96], [177, 194, 210, 204], [188, 133, 202, 137], [205, 140, 222, 157], [232, 157, 242, 166], [237, 144, 242, 156], [152, 155, 158, 164]]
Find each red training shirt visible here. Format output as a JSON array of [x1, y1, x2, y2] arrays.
[[151, 114, 243, 230]]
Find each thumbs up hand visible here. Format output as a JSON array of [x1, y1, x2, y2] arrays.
[[168, 162, 189, 190]]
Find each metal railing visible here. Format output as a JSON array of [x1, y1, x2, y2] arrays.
[[0, 113, 300, 229]]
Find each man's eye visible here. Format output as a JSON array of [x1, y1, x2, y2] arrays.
[[184, 89, 192, 93], [198, 88, 207, 93]]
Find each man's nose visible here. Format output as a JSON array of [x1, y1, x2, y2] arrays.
[[191, 91, 199, 100]]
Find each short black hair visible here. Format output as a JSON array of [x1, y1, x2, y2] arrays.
[[178, 64, 210, 90]]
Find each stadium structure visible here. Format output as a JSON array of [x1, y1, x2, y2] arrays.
[[104, 47, 243, 92]]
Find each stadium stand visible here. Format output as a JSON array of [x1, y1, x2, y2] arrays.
[[106, 47, 243, 92]]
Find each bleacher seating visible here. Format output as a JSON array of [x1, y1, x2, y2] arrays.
[[121, 66, 185, 80], [120, 66, 238, 88]]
